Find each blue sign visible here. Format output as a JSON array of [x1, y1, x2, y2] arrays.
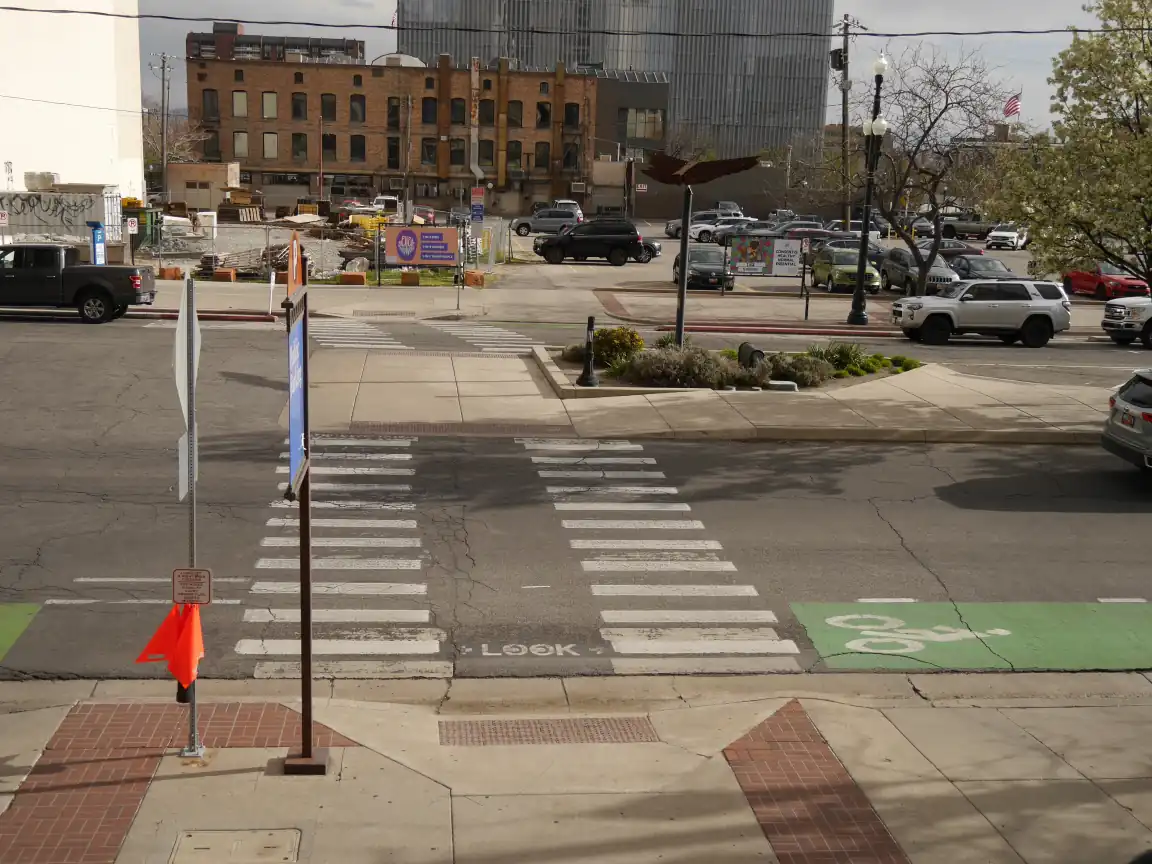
[[471, 203, 484, 223], [395, 228, 418, 263], [287, 317, 306, 490]]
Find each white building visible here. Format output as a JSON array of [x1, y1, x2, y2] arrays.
[[0, 0, 144, 198]]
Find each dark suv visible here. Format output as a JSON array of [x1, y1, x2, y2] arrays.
[[534, 218, 642, 266]]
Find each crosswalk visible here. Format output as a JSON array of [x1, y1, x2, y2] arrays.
[[308, 318, 411, 350], [423, 320, 541, 353], [238, 435, 451, 679], [516, 438, 801, 675]]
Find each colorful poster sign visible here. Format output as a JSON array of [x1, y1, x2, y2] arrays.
[[726, 237, 801, 277], [386, 226, 460, 266]]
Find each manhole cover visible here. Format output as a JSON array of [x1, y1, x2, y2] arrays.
[[171, 829, 301, 862]]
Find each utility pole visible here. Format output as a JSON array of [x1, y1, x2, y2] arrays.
[[149, 52, 173, 268], [840, 14, 851, 228], [784, 145, 792, 209], [403, 95, 413, 217]]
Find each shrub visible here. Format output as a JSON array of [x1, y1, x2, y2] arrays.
[[890, 355, 909, 367], [655, 332, 691, 349], [805, 342, 867, 371], [621, 347, 732, 389], [890, 367, 903, 375], [718, 347, 739, 361], [561, 344, 585, 363], [594, 326, 645, 365], [846, 365, 865, 377], [899, 356, 923, 370], [880, 358, 893, 368], [832, 369, 850, 379], [860, 358, 882, 374], [606, 356, 631, 378], [769, 353, 833, 388]]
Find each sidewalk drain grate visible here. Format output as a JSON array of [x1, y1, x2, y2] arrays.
[[171, 830, 301, 863], [439, 717, 659, 746]]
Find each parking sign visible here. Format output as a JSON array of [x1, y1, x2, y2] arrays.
[[126, 217, 139, 235]]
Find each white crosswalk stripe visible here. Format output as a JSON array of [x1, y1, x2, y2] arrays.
[[520, 436, 802, 675], [239, 436, 452, 679], [308, 319, 412, 349], [423, 320, 540, 354]]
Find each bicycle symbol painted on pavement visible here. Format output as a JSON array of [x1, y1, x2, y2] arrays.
[[826, 614, 1011, 655]]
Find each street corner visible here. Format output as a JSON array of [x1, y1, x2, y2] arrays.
[[790, 602, 1152, 672], [0, 604, 40, 666]]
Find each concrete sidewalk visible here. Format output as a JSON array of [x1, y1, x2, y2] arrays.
[[3, 674, 1152, 863], [295, 349, 1110, 443]]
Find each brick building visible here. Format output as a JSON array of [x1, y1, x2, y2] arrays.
[[185, 23, 599, 214]]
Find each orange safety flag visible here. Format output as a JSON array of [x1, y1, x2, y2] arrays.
[[168, 604, 204, 689], [135, 604, 183, 664]]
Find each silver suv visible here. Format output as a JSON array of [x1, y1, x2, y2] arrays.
[[512, 208, 582, 236], [664, 209, 742, 239], [1102, 371, 1152, 470], [891, 280, 1072, 347]]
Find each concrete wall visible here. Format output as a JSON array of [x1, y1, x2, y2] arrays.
[[0, 0, 145, 198]]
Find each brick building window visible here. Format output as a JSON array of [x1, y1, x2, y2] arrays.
[[449, 138, 466, 165], [479, 99, 495, 126], [353, 74, 363, 87], [387, 136, 401, 169], [201, 89, 219, 121], [387, 97, 401, 130], [483, 78, 492, 91], [262, 132, 278, 159], [421, 97, 437, 124], [478, 139, 494, 166], [294, 71, 304, 84], [233, 131, 248, 158], [564, 102, 580, 129], [204, 130, 220, 158], [539, 81, 549, 95], [420, 137, 437, 165], [350, 135, 366, 162], [507, 100, 522, 127], [563, 141, 579, 169], [350, 94, 366, 123], [262, 92, 278, 120], [450, 98, 466, 125], [232, 90, 247, 118], [425, 76, 435, 90], [536, 101, 551, 129], [321, 93, 336, 122], [234, 69, 244, 82], [507, 140, 522, 168], [292, 93, 307, 120], [621, 108, 664, 140], [534, 141, 550, 170], [322, 133, 337, 162], [292, 133, 308, 161]]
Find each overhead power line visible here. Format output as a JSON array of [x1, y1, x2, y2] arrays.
[[0, 5, 1117, 40]]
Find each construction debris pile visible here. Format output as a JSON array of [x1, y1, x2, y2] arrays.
[[196, 242, 303, 279]]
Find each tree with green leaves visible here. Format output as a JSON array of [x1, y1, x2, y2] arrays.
[[992, 0, 1152, 286]]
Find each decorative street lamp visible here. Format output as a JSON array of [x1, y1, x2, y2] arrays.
[[847, 54, 890, 327]]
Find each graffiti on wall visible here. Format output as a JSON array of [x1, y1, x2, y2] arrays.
[[0, 193, 97, 230]]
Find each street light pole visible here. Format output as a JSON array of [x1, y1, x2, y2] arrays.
[[847, 55, 889, 327]]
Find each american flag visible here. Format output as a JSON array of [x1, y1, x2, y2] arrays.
[[1004, 93, 1022, 118]]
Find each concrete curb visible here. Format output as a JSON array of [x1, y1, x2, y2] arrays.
[[125, 310, 277, 322], [531, 345, 705, 400]]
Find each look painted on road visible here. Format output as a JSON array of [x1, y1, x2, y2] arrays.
[[793, 602, 1152, 670]]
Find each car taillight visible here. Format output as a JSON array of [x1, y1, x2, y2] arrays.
[[1110, 396, 1117, 408], [130, 275, 141, 291], [1143, 412, 1152, 424], [578, 215, 584, 223]]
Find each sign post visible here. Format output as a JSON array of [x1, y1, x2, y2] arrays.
[[281, 232, 326, 776], [173, 276, 204, 758], [800, 237, 811, 320], [126, 217, 139, 266]]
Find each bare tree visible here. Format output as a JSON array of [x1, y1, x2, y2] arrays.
[[142, 99, 210, 165], [865, 45, 1011, 295]]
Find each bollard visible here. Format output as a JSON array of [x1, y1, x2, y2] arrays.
[[577, 315, 599, 387], [737, 342, 765, 369]]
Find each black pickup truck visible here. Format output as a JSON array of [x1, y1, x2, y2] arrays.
[[0, 243, 156, 322]]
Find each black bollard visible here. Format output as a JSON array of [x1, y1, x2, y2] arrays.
[[176, 680, 193, 704], [577, 315, 599, 387]]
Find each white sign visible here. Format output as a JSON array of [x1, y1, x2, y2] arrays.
[[172, 568, 212, 604], [636, 183, 648, 193], [174, 281, 202, 502], [126, 217, 139, 235], [800, 237, 811, 254], [0, 210, 9, 227]]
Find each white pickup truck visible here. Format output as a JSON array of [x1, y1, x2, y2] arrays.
[[1101, 297, 1152, 347]]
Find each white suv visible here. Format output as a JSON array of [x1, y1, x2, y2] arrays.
[[986, 223, 1029, 250], [892, 280, 1072, 347]]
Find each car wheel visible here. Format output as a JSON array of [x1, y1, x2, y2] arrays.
[[111, 305, 129, 321], [672, 265, 680, 284], [1095, 283, 1108, 301], [634, 247, 652, 264], [919, 315, 951, 345], [999, 334, 1020, 345], [1110, 334, 1137, 346], [544, 247, 564, 265], [516, 224, 530, 236], [1141, 323, 1152, 349], [608, 248, 628, 267], [1019, 316, 1053, 348], [824, 277, 835, 293], [78, 290, 114, 324], [903, 328, 923, 342], [881, 271, 891, 291], [698, 230, 712, 243]]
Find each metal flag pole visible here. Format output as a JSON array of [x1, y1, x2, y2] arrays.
[[179, 276, 203, 759]]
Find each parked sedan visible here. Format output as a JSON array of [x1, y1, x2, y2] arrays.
[[915, 238, 983, 261], [712, 219, 775, 245], [949, 254, 1021, 280], [689, 216, 756, 243], [1064, 262, 1150, 300], [672, 244, 734, 291]]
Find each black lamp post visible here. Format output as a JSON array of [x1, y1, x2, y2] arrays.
[[847, 54, 890, 327]]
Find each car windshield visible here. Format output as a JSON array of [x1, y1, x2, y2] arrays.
[[993, 223, 1018, 232], [929, 258, 954, 273], [938, 283, 967, 298], [831, 251, 861, 266], [688, 247, 724, 264], [968, 258, 1009, 272], [1100, 261, 1128, 275]]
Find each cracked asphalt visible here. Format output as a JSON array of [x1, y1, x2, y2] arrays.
[[0, 316, 1149, 679]]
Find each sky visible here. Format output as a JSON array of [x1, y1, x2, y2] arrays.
[[140, 0, 1097, 128]]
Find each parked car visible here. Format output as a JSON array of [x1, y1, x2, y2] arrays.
[[1064, 262, 1150, 300], [1100, 297, 1152, 347], [985, 223, 1029, 250], [824, 219, 882, 242], [633, 238, 662, 263], [712, 219, 776, 245], [1100, 370, 1152, 470], [939, 211, 997, 240], [533, 218, 641, 265], [412, 205, 437, 225], [816, 237, 886, 270], [892, 280, 1071, 346], [512, 209, 582, 236], [664, 209, 742, 238], [949, 254, 1022, 280], [689, 216, 756, 243], [530, 201, 550, 215], [880, 247, 960, 294], [811, 248, 881, 294], [0, 243, 156, 323], [672, 243, 734, 291], [772, 220, 824, 235], [916, 238, 983, 261], [552, 199, 584, 219]]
